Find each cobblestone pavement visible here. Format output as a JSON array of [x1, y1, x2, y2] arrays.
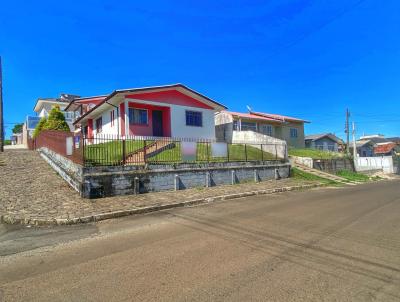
[[0, 150, 318, 224]]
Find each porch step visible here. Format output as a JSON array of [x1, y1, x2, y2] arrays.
[[293, 163, 355, 185], [124, 140, 176, 164]]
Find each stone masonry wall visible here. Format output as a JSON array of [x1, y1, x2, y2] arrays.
[[39, 147, 290, 199], [82, 163, 290, 198]]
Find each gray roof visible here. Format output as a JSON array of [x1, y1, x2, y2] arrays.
[[386, 137, 400, 143], [305, 133, 343, 144]]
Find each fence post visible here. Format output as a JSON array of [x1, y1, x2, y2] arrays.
[[275, 144, 278, 160], [245, 144, 248, 161], [206, 142, 210, 163], [143, 140, 147, 163], [82, 135, 86, 166], [261, 144, 264, 162], [122, 139, 126, 165]]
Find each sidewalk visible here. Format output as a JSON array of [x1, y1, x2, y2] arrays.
[[1, 149, 324, 225]]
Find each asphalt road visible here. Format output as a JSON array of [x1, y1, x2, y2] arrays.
[[1, 180, 400, 301]]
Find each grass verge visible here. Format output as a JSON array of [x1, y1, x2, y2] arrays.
[[336, 170, 376, 182], [291, 167, 339, 186], [289, 148, 346, 160]]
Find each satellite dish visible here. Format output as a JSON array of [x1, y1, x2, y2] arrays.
[[246, 105, 252, 113]]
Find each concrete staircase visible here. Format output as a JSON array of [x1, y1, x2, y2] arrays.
[[293, 163, 355, 185], [124, 141, 176, 164]]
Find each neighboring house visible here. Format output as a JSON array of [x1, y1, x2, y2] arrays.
[[374, 143, 399, 156], [64, 94, 108, 132], [22, 116, 40, 146], [10, 133, 23, 145], [305, 133, 343, 152], [352, 140, 378, 157], [215, 110, 307, 148], [351, 135, 398, 157], [387, 137, 400, 146], [33, 94, 80, 131], [72, 84, 227, 140]]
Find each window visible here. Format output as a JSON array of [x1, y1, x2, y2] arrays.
[[241, 122, 257, 131], [233, 120, 239, 130], [186, 111, 203, 127], [290, 128, 298, 138], [261, 124, 273, 136], [95, 117, 102, 133], [110, 110, 115, 127], [129, 108, 148, 125]]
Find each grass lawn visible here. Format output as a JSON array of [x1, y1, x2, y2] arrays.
[[289, 148, 346, 160], [336, 170, 373, 182], [84, 141, 280, 166], [290, 167, 339, 185]]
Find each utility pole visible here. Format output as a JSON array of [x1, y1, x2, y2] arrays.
[[345, 108, 350, 155], [0, 56, 4, 152], [352, 121, 357, 158]]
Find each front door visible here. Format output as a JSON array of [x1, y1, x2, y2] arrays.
[[152, 110, 164, 137]]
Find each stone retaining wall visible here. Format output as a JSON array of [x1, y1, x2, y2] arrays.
[[39, 147, 291, 199]]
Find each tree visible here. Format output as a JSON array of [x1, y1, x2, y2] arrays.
[[43, 106, 70, 132], [32, 117, 47, 138], [12, 123, 23, 134]]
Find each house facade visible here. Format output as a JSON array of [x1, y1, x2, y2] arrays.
[[33, 94, 79, 131], [215, 111, 307, 148], [305, 133, 343, 152], [72, 84, 227, 140]]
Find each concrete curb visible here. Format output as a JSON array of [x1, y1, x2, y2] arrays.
[[0, 183, 326, 226]]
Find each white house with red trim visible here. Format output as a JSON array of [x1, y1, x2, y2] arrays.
[[68, 84, 227, 140]]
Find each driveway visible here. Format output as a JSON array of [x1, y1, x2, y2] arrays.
[[1, 180, 400, 301]]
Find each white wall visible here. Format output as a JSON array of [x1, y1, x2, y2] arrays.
[[93, 107, 119, 137], [231, 131, 287, 159], [170, 104, 216, 140], [355, 156, 396, 174]]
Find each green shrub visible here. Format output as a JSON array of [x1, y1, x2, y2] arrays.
[[32, 117, 47, 138], [43, 106, 70, 132]]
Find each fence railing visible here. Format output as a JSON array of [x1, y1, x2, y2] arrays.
[[34, 132, 287, 167], [82, 134, 286, 167]]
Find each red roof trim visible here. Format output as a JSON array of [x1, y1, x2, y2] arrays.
[[251, 111, 309, 123], [74, 84, 226, 125], [226, 111, 283, 123]]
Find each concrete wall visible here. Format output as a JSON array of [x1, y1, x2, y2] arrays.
[[291, 156, 354, 173], [82, 162, 290, 198], [38, 147, 290, 199], [279, 122, 305, 148], [355, 156, 397, 174], [231, 131, 288, 159]]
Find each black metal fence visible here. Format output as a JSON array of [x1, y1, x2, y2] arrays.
[[81, 134, 287, 167]]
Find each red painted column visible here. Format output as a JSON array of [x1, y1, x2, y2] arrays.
[[87, 119, 93, 138]]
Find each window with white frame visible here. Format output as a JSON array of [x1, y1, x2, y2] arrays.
[[290, 128, 298, 138], [186, 111, 203, 127], [241, 122, 257, 131], [129, 108, 148, 125]]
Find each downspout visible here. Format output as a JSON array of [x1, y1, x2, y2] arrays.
[[105, 100, 120, 137]]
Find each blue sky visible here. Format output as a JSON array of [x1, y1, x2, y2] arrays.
[[1, 0, 399, 139]]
